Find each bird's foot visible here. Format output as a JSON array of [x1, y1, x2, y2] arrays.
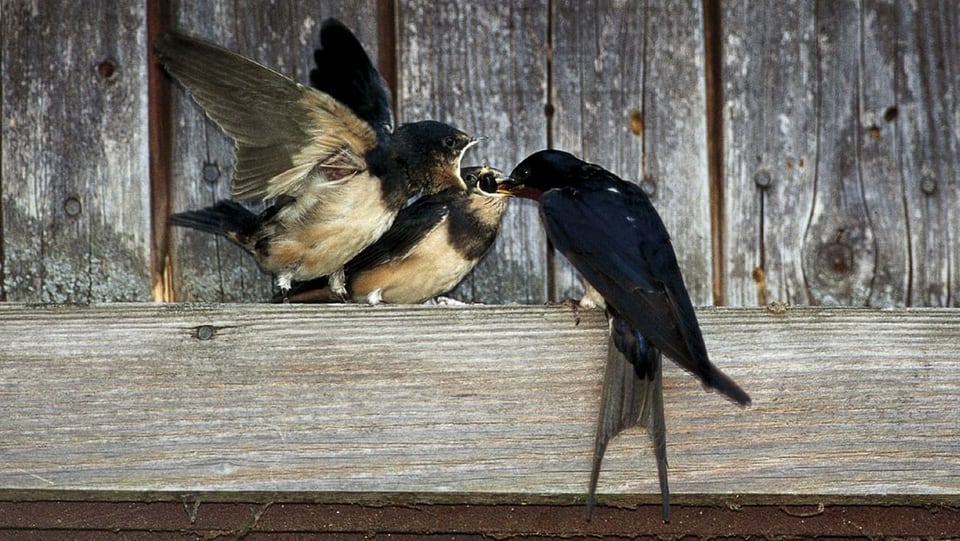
[[328, 268, 348, 298], [546, 298, 583, 325], [275, 275, 293, 303]]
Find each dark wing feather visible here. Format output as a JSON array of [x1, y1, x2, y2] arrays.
[[156, 32, 378, 202], [540, 174, 750, 406], [311, 18, 393, 139], [343, 190, 456, 274]]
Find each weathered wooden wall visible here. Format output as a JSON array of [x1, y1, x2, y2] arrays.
[[1, 0, 958, 304], [1, 1, 153, 302], [722, 0, 959, 308]]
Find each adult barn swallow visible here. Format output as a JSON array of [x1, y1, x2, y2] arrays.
[[157, 27, 477, 295], [277, 165, 511, 304], [507, 149, 751, 522]]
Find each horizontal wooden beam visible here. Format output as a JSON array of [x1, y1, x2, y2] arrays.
[[1, 303, 958, 507]]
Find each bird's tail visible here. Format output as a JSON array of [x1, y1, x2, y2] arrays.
[[168, 200, 259, 253], [587, 315, 670, 523]]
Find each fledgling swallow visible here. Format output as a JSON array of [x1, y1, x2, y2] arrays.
[[276, 165, 511, 304], [158, 20, 478, 296], [506, 149, 751, 522]]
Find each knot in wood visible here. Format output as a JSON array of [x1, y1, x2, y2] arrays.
[[816, 242, 854, 278], [96, 59, 117, 80]]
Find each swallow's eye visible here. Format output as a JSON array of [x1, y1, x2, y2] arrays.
[[478, 175, 498, 193], [518, 167, 531, 179], [443, 135, 457, 148]]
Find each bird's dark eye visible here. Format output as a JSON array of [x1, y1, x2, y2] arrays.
[[443, 135, 457, 148], [478, 175, 497, 193], [465, 173, 478, 184]]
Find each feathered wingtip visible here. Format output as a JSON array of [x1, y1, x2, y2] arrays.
[[311, 18, 393, 137]]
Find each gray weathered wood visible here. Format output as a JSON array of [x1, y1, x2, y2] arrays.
[[896, 1, 960, 307], [722, 0, 959, 308], [3, 1, 957, 308], [397, 1, 550, 303], [0, 0, 152, 302], [1, 304, 958, 505], [166, 2, 378, 302], [551, 0, 713, 305], [801, 0, 877, 306]]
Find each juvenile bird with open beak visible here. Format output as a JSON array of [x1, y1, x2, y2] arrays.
[[505, 149, 751, 522], [159, 19, 479, 297], [277, 165, 512, 304]]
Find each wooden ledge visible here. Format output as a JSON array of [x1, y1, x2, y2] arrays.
[[1, 303, 958, 506]]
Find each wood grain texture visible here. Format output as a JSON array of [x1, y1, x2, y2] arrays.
[[1, 304, 958, 505], [722, 0, 959, 308], [0, 1, 152, 302], [802, 0, 877, 306], [165, 2, 378, 302], [551, 0, 713, 305], [897, 1, 960, 307], [397, 1, 550, 304], [722, 0, 819, 308]]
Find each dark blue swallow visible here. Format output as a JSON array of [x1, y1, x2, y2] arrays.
[[507, 149, 751, 522]]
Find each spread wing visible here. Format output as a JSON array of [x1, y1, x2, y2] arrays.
[[540, 172, 750, 406], [156, 32, 378, 202], [311, 18, 393, 139]]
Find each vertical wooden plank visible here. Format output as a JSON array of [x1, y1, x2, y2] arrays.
[[722, 1, 819, 307], [166, 1, 378, 302], [722, 1, 958, 308], [643, 0, 713, 306], [1, 0, 152, 302], [551, 0, 713, 305], [800, 0, 876, 306], [857, 0, 910, 306], [396, 1, 550, 304], [898, 1, 959, 307]]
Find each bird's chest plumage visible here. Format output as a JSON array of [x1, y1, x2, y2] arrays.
[[257, 173, 397, 281], [349, 216, 473, 304]]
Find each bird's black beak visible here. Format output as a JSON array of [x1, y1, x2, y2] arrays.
[[493, 175, 516, 196], [497, 177, 523, 195], [498, 178, 524, 195]]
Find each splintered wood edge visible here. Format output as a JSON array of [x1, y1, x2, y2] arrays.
[[1, 303, 958, 506]]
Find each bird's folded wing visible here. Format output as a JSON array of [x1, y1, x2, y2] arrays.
[[346, 195, 452, 272], [156, 32, 379, 202], [540, 184, 750, 406]]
